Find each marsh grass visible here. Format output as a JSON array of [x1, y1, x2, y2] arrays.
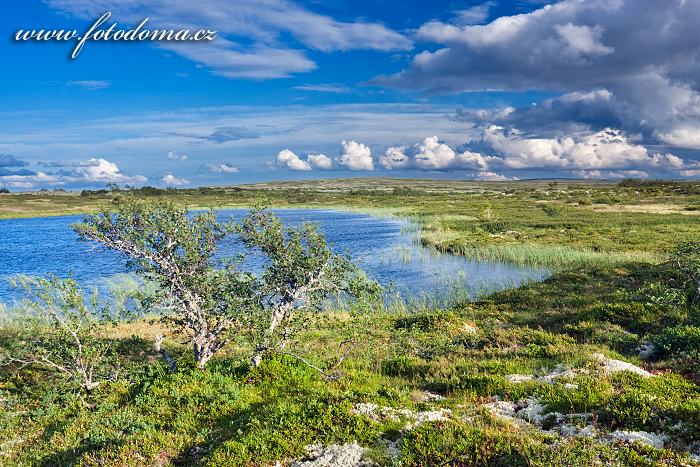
[[447, 243, 661, 269]]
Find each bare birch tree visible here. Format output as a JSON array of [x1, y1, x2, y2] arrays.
[[0, 277, 117, 392], [235, 209, 379, 367], [73, 199, 376, 370]]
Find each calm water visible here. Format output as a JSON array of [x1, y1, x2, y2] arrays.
[[0, 209, 547, 305]]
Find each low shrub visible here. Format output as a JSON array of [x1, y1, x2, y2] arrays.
[[381, 355, 431, 378], [652, 325, 700, 357]]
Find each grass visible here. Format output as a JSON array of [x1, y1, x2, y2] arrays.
[[1, 260, 700, 465], [436, 242, 661, 269]]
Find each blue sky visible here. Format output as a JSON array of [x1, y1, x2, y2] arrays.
[[1, 0, 700, 189]]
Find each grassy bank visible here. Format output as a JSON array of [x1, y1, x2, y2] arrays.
[[2, 261, 699, 465]]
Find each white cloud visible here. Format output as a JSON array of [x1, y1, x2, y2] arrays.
[[482, 127, 683, 171], [0, 158, 146, 188], [379, 146, 411, 169], [656, 125, 700, 150], [204, 163, 240, 173], [337, 140, 373, 170], [379, 136, 493, 171], [294, 84, 351, 93], [167, 150, 188, 161], [554, 23, 613, 59], [275, 149, 334, 171], [454, 2, 495, 25], [48, 0, 410, 79], [0, 172, 63, 189], [307, 153, 333, 170], [161, 173, 189, 186], [412, 136, 457, 170], [378, 0, 700, 150], [68, 80, 111, 90], [575, 169, 650, 179], [74, 158, 147, 183], [474, 171, 518, 181], [375, 127, 695, 177], [276, 149, 312, 171]]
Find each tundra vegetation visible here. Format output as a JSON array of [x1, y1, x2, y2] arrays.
[[1, 179, 700, 466]]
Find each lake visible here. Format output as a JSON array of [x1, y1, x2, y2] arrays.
[[0, 209, 548, 306]]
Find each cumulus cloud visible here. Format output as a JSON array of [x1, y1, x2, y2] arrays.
[[161, 173, 189, 186], [204, 163, 240, 173], [656, 125, 700, 150], [275, 150, 332, 171], [482, 126, 684, 171], [474, 171, 518, 181], [0, 172, 62, 189], [377, 0, 700, 150], [47, 0, 411, 79], [73, 158, 148, 183], [167, 150, 188, 161], [337, 140, 373, 171], [276, 149, 312, 171], [379, 127, 695, 177], [379, 146, 411, 169], [379, 136, 493, 171], [0, 158, 146, 188], [307, 153, 333, 170]]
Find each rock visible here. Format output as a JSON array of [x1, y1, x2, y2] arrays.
[[638, 342, 657, 360], [607, 430, 667, 449], [590, 353, 653, 378]]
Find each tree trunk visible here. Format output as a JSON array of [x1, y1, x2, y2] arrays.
[[193, 334, 214, 369], [154, 335, 177, 372], [251, 351, 263, 367], [83, 380, 100, 392]]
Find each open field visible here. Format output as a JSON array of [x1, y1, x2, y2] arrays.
[[1, 179, 700, 465]]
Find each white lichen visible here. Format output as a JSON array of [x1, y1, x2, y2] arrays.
[[350, 403, 451, 430], [606, 430, 667, 449], [291, 443, 373, 467], [590, 353, 653, 378]]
